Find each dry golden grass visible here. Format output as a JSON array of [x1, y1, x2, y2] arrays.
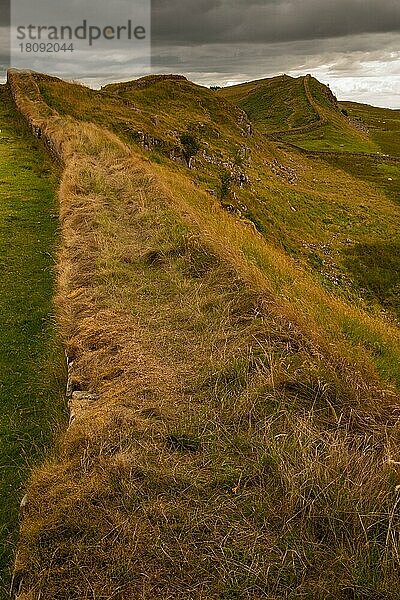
[[8, 70, 400, 599]]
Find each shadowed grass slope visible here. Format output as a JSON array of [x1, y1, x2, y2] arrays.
[[7, 70, 400, 599]]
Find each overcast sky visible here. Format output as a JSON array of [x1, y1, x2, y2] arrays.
[[1, 0, 400, 107], [151, 0, 400, 107]]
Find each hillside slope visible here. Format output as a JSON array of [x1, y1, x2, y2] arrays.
[[216, 74, 317, 133], [37, 72, 400, 319], [6, 70, 400, 600]]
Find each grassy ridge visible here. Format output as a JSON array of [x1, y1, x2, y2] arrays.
[[0, 85, 66, 596], [283, 77, 378, 153], [7, 70, 400, 599]]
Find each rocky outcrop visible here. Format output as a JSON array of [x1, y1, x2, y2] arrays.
[[323, 85, 339, 110]]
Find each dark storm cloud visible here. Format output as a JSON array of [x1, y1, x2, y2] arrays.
[[152, 0, 400, 45], [151, 32, 400, 78]]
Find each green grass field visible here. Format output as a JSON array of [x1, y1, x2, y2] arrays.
[[0, 85, 66, 595], [282, 120, 377, 153], [341, 101, 400, 156]]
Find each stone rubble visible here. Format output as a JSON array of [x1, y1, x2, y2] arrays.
[[267, 158, 298, 184]]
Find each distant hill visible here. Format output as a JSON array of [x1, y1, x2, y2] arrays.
[[218, 74, 387, 154], [216, 74, 317, 133]]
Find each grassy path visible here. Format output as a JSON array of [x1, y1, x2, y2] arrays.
[[0, 85, 65, 596]]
